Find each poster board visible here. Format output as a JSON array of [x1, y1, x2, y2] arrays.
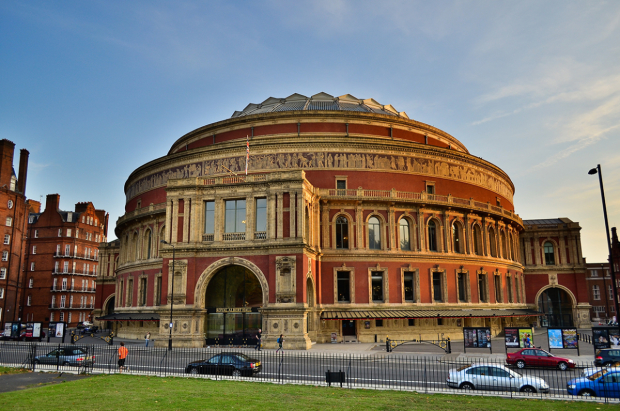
[[463, 327, 492, 353], [547, 328, 579, 354], [504, 327, 534, 351], [592, 327, 620, 350]]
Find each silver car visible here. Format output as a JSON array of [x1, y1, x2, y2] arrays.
[[34, 346, 94, 366], [447, 363, 549, 393]]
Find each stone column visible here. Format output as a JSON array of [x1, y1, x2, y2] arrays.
[[388, 204, 396, 251], [215, 196, 224, 242], [289, 191, 296, 238], [246, 195, 254, 241], [268, 193, 277, 240], [182, 198, 190, 243], [191, 197, 202, 243], [165, 200, 172, 244], [297, 191, 304, 238], [277, 192, 284, 239], [171, 199, 179, 244], [321, 200, 329, 248], [355, 203, 363, 249], [417, 210, 424, 251]]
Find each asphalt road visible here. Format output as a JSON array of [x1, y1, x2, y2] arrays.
[[0, 342, 596, 397]]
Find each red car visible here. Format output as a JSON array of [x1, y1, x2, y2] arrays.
[[506, 348, 575, 371]]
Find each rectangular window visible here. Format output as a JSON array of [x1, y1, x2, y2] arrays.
[[457, 273, 466, 302], [593, 285, 600, 300], [478, 274, 487, 303], [66, 229, 72, 237], [34, 230, 38, 238], [62, 278, 67, 290], [225, 199, 246, 233], [155, 276, 162, 306], [68, 312, 72, 323], [139, 278, 147, 306], [403, 271, 415, 302], [432, 272, 443, 302], [30, 262, 35, 271], [32, 246, 36, 254], [50, 313, 54, 322], [371, 271, 384, 302], [507, 276, 514, 303], [592, 269, 598, 277], [127, 278, 133, 306], [59, 312, 64, 322], [2, 251, 8, 261], [408, 318, 415, 326], [204, 201, 215, 237], [69, 295, 73, 308], [0, 268, 6, 279], [610, 285, 614, 300], [65, 245, 70, 256], [0, 288, 4, 299], [375, 319, 383, 327], [75, 229, 79, 238], [515, 275, 521, 303], [3, 234, 10, 245], [29, 278, 33, 288], [336, 179, 346, 190], [60, 295, 66, 308], [494, 275, 502, 303], [63, 261, 69, 273], [58, 229, 62, 237], [337, 271, 350, 302], [426, 183, 435, 194], [53, 278, 57, 290], [54, 261, 59, 273], [5, 217, 11, 227], [255, 198, 267, 233]]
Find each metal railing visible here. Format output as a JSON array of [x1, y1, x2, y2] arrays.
[[0, 341, 617, 403]]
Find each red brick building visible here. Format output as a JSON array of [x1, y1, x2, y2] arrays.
[[21, 194, 108, 327], [586, 262, 614, 323], [0, 139, 29, 326]]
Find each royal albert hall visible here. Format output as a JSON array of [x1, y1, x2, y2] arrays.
[[95, 92, 548, 349]]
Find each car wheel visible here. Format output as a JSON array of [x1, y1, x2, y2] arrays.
[[460, 382, 474, 390], [558, 362, 568, 371], [578, 389, 595, 398], [232, 370, 242, 377], [190, 367, 198, 375], [516, 360, 526, 369], [520, 385, 536, 394]]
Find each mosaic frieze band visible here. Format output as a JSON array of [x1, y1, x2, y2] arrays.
[[126, 151, 514, 202]]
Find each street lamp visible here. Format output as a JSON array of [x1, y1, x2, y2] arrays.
[[160, 240, 175, 350], [589, 165, 620, 333]]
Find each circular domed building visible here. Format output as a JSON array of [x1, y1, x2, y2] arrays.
[[97, 92, 536, 348]]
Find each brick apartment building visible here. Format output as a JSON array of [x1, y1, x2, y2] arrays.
[[21, 194, 108, 327], [587, 262, 615, 323], [0, 139, 29, 326]]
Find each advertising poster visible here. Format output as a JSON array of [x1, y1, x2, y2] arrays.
[[55, 323, 64, 338], [519, 329, 533, 348], [10, 323, 20, 338], [548, 329, 563, 349], [562, 329, 578, 349], [610, 331, 620, 349], [505, 328, 520, 348], [24, 323, 34, 338], [593, 328, 609, 349], [477, 328, 491, 348], [3, 323, 11, 337], [32, 323, 41, 338], [463, 328, 478, 348]]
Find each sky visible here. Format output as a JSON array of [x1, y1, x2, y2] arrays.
[[1, 1, 619, 262]]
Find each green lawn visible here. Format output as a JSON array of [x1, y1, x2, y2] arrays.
[[0, 366, 29, 375], [0, 374, 616, 410]]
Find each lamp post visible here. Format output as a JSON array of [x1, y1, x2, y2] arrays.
[[161, 240, 175, 350], [589, 165, 620, 333]]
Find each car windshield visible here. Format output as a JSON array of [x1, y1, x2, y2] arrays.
[[510, 370, 522, 378], [588, 369, 609, 381]]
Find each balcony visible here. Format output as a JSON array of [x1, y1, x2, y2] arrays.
[[254, 231, 267, 240], [318, 188, 523, 225], [222, 232, 245, 241], [53, 252, 98, 261], [203, 233, 214, 242], [51, 287, 96, 293], [52, 270, 97, 277]]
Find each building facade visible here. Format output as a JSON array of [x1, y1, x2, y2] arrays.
[[586, 262, 614, 323], [22, 194, 109, 327], [95, 93, 555, 348], [0, 139, 29, 326], [520, 218, 591, 329]]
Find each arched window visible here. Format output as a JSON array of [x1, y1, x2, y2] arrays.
[[544, 241, 555, 265], [452, 223, 462, 253], [428, 220, 437, 252], [133, 233, 139, 260], [509, 233, 515, 260], [368, 217, 381, 250], [399, 219, 410, 251], [473, 224, 483, 256], [146, 230, 152, 259], [489, 228, 497, 258], [501, 231, 508, 259], [335, 216, 349, 249]]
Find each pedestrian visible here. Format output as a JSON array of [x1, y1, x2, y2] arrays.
[[255, 329, 262, 351], [118, 342, 128, 373], [145, 332, 151, 347], [276, 334, 284, 353]]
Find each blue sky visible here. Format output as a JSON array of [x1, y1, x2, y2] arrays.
[[1, 1, 619, 262]]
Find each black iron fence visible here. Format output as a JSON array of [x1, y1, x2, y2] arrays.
[[0, 341, 619, 403]]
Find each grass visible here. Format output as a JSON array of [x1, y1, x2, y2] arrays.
[[0, 374, 617, 411], [0, 366, 29, 375]]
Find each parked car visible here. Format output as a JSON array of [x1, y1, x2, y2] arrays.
[[567, 369, 620, 398], [582, 361, 620, 377], [595, 349, 620, 367], [506, 348, 575, 370], [446, 363, 549, 393], [80, 325, 99, 335], [185, 352, 261, 377], [34, 346, 95, 366], [76, 321, 93, 330]]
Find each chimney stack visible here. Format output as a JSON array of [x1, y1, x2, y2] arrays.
[[17, 149, 29, 195], [0, 139, 15, 189], [46, 194, 61, 212]]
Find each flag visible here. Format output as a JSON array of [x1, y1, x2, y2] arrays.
[[245, 135, 250, 175]]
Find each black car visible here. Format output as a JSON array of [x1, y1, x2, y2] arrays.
[[185, 353, 261, 377], [595, 349, 620, 366]]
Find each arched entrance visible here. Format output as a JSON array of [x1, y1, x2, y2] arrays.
[[538, 288, 573, 327], [103, 296, 115, 331], [306, 277, 315, 334], [204, 265, 263, 345]]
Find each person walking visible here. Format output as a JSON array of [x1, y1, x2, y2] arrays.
[[145, 332, 151, 347], [118, 342, 129, 373], [255, 329, 262, 351], [276, 334, 284, 353]]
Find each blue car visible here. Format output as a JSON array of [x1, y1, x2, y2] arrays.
[[567, 370, 620, 398]]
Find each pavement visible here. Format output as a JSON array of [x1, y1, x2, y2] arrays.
[[0, 371, 89, 393]]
